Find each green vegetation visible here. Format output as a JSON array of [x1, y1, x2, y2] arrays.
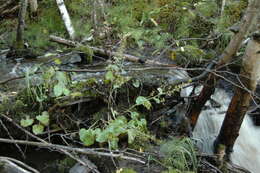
[[160, 137, 198, 172], [0, 0, 251, 172]]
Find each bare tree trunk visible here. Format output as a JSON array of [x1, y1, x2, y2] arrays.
[[215, 34, 260, 158], [186, 0, 260, 130], [56, 0, 75, 40], [28, 0, 37, 18], [15, 0, 28, 49]]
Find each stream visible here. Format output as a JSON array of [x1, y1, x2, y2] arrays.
[[193, 88, 260, 173]]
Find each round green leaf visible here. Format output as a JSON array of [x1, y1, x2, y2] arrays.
[[36, 112, 49, 126], [79, 128, 95, 146], [20, 116, 34, 127], [32, 124, 44, 135]]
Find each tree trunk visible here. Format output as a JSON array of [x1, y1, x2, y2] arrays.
[[56, 0, 75, 40], [186, 0, 260, 130], [215, 34, 260, 158], [28, 0, 37, 18], [15, 0, 28, 49]]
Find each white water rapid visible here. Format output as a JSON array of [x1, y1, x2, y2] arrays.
[[193, 88, 260, 173]]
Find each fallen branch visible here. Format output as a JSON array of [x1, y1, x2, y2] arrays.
[[0, 138, 146, 164], [49, 35, 177, 67], [0, 114, 100, 173], [0, 156, 39, 173]]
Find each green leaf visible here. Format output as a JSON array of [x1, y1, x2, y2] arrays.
[[132, 80, 140, 88], [79, 128, 95, 146], [36, 111, 49, 126], [109, 137, 119, 149], [54, 84, 63, 97], [136, 96, 152, 110], [56, 71, 68, 84], [54, 58, 62, 65], [105, 71, 114, 81], [96, 130, 109, 143], [130, 112, 139, 119], [157, 87, 163, 94], [127, 129, 136, 144], [20, 116, 34, 127], [32, 124, 44, 135], [63, 88, 70, 96], [153, 97, 161, 104]]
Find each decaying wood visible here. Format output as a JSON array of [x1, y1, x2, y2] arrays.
[[56, 0, 75, 40], [186, 0, 260, 130], [49, 35, 178, 67], [214, 35, 260, 157]]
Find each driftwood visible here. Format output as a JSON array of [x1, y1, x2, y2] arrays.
[[186, 0, 260, 129]]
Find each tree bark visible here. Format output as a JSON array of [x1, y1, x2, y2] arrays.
[[186, 0, 260, 130], [15, 0, 28, 49], [28, 0, 37, 18], [215, 34, 260, 158], [56, 0, 75, 40]]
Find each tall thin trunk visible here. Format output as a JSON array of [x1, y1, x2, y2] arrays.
[[56, 0, 75, 40], [186, 0, 260, 130], [28, 0, 37, 18], [15, 0, 28, 49], [215, 34, 260, 158]]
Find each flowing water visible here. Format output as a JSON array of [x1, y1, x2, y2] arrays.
[[193, 88, 260, 173]]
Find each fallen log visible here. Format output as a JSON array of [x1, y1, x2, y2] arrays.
[[49, 35, 177, 67]]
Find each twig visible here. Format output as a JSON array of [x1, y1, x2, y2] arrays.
[[0, 138, 146, 164], [0, 114, 100, 173], [0, 156, 40, 173]]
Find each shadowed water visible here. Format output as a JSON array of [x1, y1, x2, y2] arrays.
[[193, 88, 260, 173]]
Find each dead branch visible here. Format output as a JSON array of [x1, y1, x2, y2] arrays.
[[49, 35, 177, 67], [0, 138, 146, 164], [0, 114, 100, 173], [0, 156, 40, 173]]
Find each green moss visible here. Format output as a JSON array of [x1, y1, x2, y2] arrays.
[[75, 45, 93, 64]]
